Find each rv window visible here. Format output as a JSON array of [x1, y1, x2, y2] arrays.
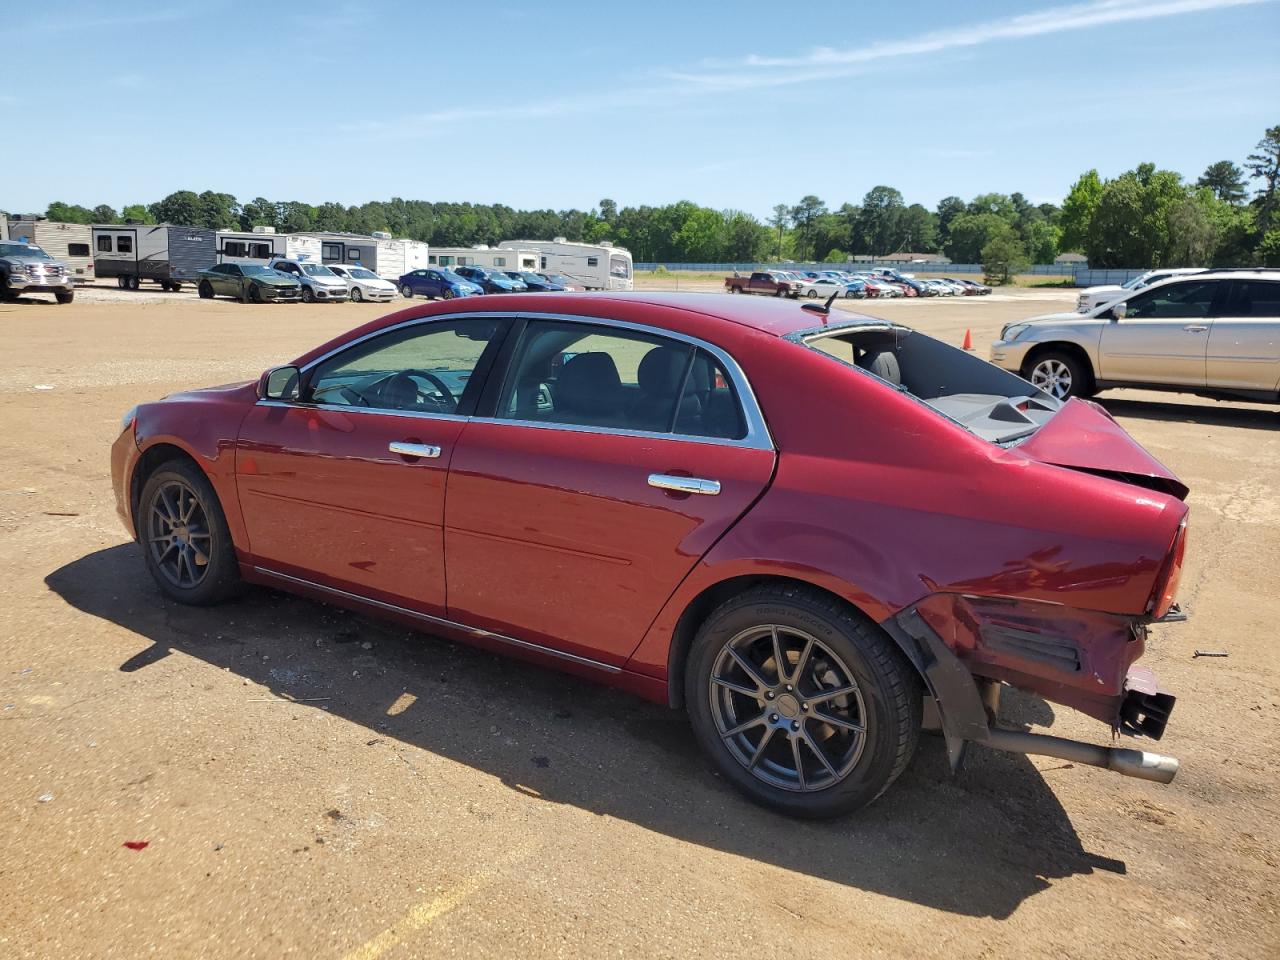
[[428, 255, 437, 264], [249, 243, 271, 259], [458, 257, 471, 266], [493, 257, 506, 267], [96, 236, 113, 253], [223, 241, 248, 258], [322, 243, 342, 260], [68, 243, 91, 258], [439, 256, 454, 266], [349, 249, 362, 261], [118, 236, 133, 254], [587, 257, 599, 267]]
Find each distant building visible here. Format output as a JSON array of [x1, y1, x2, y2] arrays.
[[880, 251, 949, 263], [1055, 252, 1088, 265]]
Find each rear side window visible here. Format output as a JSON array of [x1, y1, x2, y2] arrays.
[[1225, 280, 1280, 317], [497, 320, 747, 439]]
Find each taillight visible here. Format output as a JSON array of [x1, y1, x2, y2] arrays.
[[1149, 519, 1188, 619]]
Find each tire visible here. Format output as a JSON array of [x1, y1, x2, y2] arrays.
[[117, 276, 128, 290], [350, 286, 363, 302], [127, 275, 140, 291], [56, 290, 74, 304], [807, 289, 818, 299], [170, 282, 182, 293], [441, 288, 454, 300], [1024, 349, 1092, 401], [400, 284, 414, 299], [198, 280, 214, 300], [249, 283, 263, 304], [302, 286, 315, 303], [137, 459, 242, 606], [685, 584, 921, 819]]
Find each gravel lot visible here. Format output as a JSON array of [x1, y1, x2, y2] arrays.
[[1, 284, 1276, 959]]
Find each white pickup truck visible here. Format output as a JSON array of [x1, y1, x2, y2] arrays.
[[1075, 267, 1206, 313]]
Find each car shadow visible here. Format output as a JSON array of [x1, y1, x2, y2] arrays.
[[47, 545, 1126, 919], [1098, 395, 1278, 430]]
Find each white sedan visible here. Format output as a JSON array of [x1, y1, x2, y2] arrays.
[[796, 276, 858, 300], [329, 264, 399, 302]]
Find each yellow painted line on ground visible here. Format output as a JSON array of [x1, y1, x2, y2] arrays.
[[341, 841, 537, 960]]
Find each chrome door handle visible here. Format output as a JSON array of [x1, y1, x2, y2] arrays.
[[389, 441, 441, 459], [1183, 325, 1208, 332], [648, 473, 721, 496]]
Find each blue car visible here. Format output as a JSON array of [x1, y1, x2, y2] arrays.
[[397, 268, 483, 300], [455, 265, 523, 293], [504, 270, 565, 292]]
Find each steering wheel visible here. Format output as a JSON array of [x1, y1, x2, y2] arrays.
[[377, 369, 458, 411]]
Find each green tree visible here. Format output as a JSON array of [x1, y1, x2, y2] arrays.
[[1166, 189, 1223, 266], [1244, 124, 1280, 233], [149, 191, 202, 226], [45, 201, 94, 224], [981, 222, 1029, 284], [598, 198, 617, 222], [789, 195, 827, 260], [1086, 164, 1187, 267], [1257, 228, 1280, 266], [91, 204, 118, 224], [1059, 170, 1102, 252], [854, 186, 906, 255], [900, 203, 937, 251], [768, 204, 790, 260], [1196, 160, 1247, 204], [934, 196, 966, 248], [121, 204, 154, 224], [943, 212, 1006, 262]]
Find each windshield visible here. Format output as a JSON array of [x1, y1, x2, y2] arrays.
[[347, 267, 379, 280], [243, 265, 280, 278], [438, 269, 467, 283], [1121, 274, 1149, 290], [302, 263, 337, 277], [0, 242, 49, 259], [610, 256, 630, 278], [542, 274, 570, 285]]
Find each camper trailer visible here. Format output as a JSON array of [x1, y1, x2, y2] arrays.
[[428, 245, 540, 273], [309, 231, 430, 281], [498, 238, 633, 290], [91, 224, 217, 291], [7, 218, 95, 284], [215, 227, 321, 266]]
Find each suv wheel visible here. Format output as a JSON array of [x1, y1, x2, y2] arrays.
[[686, 584, 921, 818], [1026, 350, 1092, 400]]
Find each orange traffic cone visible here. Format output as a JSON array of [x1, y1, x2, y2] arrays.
[[962, 329, 973, 351]]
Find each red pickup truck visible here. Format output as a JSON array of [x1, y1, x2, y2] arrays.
[[724, 271, 798, 297]]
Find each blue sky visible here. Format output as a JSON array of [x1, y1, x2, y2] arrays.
[[6, 0, 1278, 219]]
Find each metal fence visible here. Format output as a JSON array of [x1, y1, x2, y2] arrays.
[[635, 260, 1081, 278]]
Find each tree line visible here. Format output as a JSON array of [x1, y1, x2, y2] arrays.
[[31, 123, 1279, 269]]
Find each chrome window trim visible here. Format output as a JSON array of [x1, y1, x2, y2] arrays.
[[279, 309, 774, 451], [253, 566, 621, 673], [255, 398, 473, 424]]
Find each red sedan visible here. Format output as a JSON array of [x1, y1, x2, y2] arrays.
[[111, 293, 1188, 817]]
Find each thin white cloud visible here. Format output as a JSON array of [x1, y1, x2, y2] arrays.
[[672, 0, 1274, 89]]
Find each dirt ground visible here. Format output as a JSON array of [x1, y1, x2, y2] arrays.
[[1, 282, 1276, 959]]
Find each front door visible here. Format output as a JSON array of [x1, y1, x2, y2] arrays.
[[444, 317, 775, 666], [235, 316, 510, 613], [1099, 279, 1226, 386], [1206, 280, 1280, 391]]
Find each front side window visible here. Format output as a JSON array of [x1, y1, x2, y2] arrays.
[[306, 318, 508, 415], [117, 235, 133, 254], [1124, 281, 1220, 319], [96, 235, 113, 253], [497, 320, 747, 439]]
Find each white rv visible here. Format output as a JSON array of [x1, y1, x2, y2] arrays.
[[216, 226, 321, 266], [498, 237, 633, 290], [308, 231, 430, 281], [91, 224, 217, 291], [428, 245, 540, 273], [7, 218, 95, 284]]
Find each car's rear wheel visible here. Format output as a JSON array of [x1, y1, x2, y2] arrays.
[[1026, 350, 1091, 400], [198, 280, 214, 299], [138, 460, 242, 606], [400, 284, 413, 299], [350, 286, 363, 302], [686, 584, 921, 818]]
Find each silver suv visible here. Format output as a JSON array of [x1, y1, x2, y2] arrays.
[[991, 270, 1280, 402], [265, 257, 349, 303], [1075, 267, 1207, 313]]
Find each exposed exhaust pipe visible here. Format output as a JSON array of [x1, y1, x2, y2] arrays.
[[983, 727, 1179, 784]]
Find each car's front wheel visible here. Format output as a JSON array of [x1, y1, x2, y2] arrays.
[[685, 584, 921, 819], [350, 286, 363, 302], [400, 284, 414, 299], [138, 460, 242, 605], [302, 286, 315, 303], [198, 280, 214, 299], [1025, 349, 1092, 400]]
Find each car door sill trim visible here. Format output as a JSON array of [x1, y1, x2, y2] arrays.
[[252, 566, 622, 673]]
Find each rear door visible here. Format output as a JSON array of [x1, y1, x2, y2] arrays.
[[1206, 280, 1280, 392], [444, 315, 775, 666], [1098, 279, 1226, 386]]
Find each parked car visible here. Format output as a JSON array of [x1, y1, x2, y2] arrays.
[[796, 276, 859, 300], [398, 268, 484, 300], [456, 265, 523, 293], [505, 270, 564, 292], [111, 292, 1188, 818], [329, 264, 398, 303], [946, 278, 992, 295], [265, 258, 349, 303], [0, 240, 76, 304], [724, 271, 799, 297], [537, 272, 584, 292], [991, 270, 1280, 401], [1076, 268, 1207, 314], [197, 263, 301, 303]]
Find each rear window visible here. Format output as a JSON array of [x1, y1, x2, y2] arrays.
[[802, 323, 1063, 444]]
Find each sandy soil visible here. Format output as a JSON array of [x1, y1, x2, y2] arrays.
[[0, 286, 1276, 959]]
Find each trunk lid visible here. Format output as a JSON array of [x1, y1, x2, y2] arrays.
[[1016, 398, 1188, 500]]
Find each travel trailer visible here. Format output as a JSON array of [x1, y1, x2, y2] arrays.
[[497, 238, 633, 290], [309, 231, 430, 281], [7, 217, 95, 284], [215, 226, 320, 266], [428, 245, 540, 272], [91, 224, 217, 291]]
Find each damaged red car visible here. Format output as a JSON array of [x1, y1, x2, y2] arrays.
[[111, 293, 1187, 818]]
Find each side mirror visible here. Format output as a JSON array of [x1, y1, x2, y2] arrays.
[[260, 365, 301, 401], [1109, 302, 1127, 320]]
